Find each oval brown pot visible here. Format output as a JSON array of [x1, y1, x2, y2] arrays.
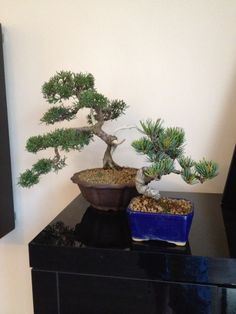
[[71, 168, 139, 211]]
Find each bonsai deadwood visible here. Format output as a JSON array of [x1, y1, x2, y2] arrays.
[[132, 119, 219, 199], [18, 71, 128, 188]]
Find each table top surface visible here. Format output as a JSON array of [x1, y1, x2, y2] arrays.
[[30, 191, 236, 260], [29, 192, 236, 312]]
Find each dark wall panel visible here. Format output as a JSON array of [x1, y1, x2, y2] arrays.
[[0, 24, 14, 237], [222, 145, 236, 208]]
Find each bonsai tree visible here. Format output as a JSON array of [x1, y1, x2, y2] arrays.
[[132, 119, 219, 200], [18, 71, 128, 188]]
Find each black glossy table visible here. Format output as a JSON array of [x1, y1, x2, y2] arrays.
[[29, 192, 236, 314]]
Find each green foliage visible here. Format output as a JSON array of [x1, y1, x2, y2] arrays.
[[158, 127, 185, 159], [178, 156, 195, 169], [19, 70, 128, 188], [41, 71, 127, 125], [73, 72, 95, 91], [18, 169, 40, 188], [133, 120, 185, 161], [146, 151, 167, 163], [78, 89, 109, 110], [82, 95, 128, 123], [195, 159, 219, 180], [26, 128, 93, 153], [133, 119, 219, 184], [32, 159, 53, 175], [42, 71, 94, 103], [103, 100, 128, 121], [18, 158, 67, 188], [40, 105, 78, 124], [181, 168, 198, 185], [132, 137, 154, 155], [144, 158, 175, 178], [139, 119, 163, 139], [177, 157, 198, 184]]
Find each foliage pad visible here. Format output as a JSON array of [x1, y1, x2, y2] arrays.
[[19, 71, 128, 187], [132, 119, 219, 184]]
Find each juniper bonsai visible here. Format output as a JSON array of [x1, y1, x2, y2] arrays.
[[132, 119, 218, 199], [19, 71, 128, 188]]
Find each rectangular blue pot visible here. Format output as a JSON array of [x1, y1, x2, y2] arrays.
[[127, 202, 194, 246]]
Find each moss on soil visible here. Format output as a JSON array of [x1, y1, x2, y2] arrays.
[[130, 195, 192, 215], [77, 167, 137, 185]]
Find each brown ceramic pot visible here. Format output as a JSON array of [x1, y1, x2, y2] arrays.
[[71, 168, 138, 211]]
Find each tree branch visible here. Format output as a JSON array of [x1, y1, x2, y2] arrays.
[[53, 147, 60, 163], [113, 124, 136, 134], [90, 108, 96, 125]]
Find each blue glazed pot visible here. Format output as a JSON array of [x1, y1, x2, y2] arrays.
[[127, 199, 194, 246]]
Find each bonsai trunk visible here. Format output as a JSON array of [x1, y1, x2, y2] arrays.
[[103, 144, 122, 170], [135, 167, 161, 200], [76, 110, 124, 170], [92, 120, 122, 170]]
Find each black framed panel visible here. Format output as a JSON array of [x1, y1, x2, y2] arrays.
[[222, 145, 236, 208], [32, 270, 59, 314], [0, 24, 14, 237], [59, 273, 219, 314]]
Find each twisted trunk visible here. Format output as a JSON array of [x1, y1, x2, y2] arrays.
[[135, 167, 161, 200], [103, 144, 122, 169], [93, 123, 121, 169], [75, 113, 121, 169]]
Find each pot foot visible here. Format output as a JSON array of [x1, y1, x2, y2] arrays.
[[132, 237, 149, 242], [166, 240, 186, 246], [132, 237, 186, 246]]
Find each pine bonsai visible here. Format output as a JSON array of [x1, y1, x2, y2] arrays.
[[18, 71, 128, 188], [132, 119, 219, 200]]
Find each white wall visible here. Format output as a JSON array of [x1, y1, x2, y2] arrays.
[[1, 1, 236, 313]]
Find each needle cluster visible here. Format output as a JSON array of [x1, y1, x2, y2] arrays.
[[132, 119, 218, 184]]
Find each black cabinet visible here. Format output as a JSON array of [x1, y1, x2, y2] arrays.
[[32, 270, 220, 314], [29, 192, 236, 314], [0, 24, 14, 238]]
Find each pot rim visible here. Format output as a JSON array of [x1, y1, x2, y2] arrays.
[[128, 196, 194, 217], [71, 167, 137, 189]]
